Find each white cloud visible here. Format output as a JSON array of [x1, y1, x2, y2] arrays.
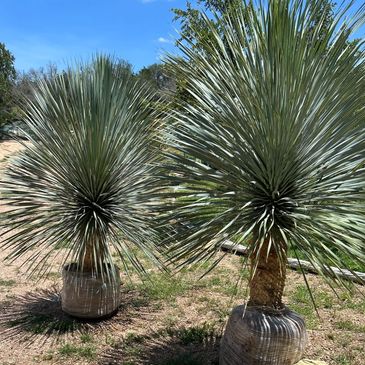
[[158, 37, 173, 44]]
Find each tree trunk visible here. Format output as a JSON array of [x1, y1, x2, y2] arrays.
[[248, 237, 287, 309], [82, 238, 105, 273], [83, 243, 94, 272], [219, 235, 307, 365]]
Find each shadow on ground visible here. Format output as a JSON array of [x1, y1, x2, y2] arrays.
[[0, 285, 149, 346], [99, 327, 221, 365]]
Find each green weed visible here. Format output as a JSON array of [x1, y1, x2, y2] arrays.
[[58, 343, 96, 359], [335, 320, 365, 333], [129, 273, 190, 301], [80, 333, 93, 343], [0, 279, 16, 287]]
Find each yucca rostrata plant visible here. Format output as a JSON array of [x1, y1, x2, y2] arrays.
[[0, 55, 163, 319], [161, 0, 365, 363]]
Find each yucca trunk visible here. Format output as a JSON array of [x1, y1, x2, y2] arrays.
[[220, 237, 307, 365], [82, 237, 106, 273], [248, 238, 287, 309], [83, 244, 94, 272]]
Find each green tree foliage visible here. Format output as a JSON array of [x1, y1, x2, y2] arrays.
[[173, 0, 243, 52], [172, 1, 252, 107], [307, 0, 336, 45], [138, 63, 169, 90], [0, 43, 16, 126], [173, 0, 337, 50], [137, 63, 176, 114], [13, 63, 59, 113]]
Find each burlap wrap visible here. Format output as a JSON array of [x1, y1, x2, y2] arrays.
[[220, 305, 307, 365], [61, 263, 121, 319]]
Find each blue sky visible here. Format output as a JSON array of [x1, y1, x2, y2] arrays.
[[0, 0, 189, 73], [1, 0, 364, 74]]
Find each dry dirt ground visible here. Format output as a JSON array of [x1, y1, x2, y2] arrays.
[[0, 141, 364, 365]]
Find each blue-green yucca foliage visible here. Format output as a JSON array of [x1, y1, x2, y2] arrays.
[[0, 55, 163, 279], [161, 0, 365, 308]]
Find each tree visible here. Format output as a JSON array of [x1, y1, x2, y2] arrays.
[[163, 0, 365, 364], [138, 63, 170, 90], [307, 0, 336, 44], [0, 43, 16, 126], [173, 0, 244, 52], [172, 1, 245, 107], [12, 63, 59, 113], [0, 55, 163, 318], [173, 0, 337, 50], [137, 63, 176, 115]]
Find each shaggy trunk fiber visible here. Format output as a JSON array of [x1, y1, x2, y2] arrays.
[[220, 237, 307, 365], [82, 238, 105, 273], [248, 238, 287, 309], [83, 244, 94, 272]]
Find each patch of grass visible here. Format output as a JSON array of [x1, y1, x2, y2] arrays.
[[291, 285, 311, 304], [163, 315, 179, 328], [122, 342, 143, 357], [130, 273, 190, 302], [166, 322, 217, 345], [290, 284, 334, 309], [222, 282, 242, 297], [193, 296, 230, 322], [124, 332, 145, 345], [185, 259, 216, 272], [289, 303, 318, 329], [206, 267, 247, 298], [0, 279, 16, 287], [178, 326, 215, 345], [288, 285, 319, 329], [58, 343, 96, 359], [129, 295, 150, 308], [335, 354, 354, 365], [315, 291, 334, 309], [105, 334, 119, 348], [209, 277, 222, 286], [343, 298, 365, 314], [80, 333, 93, 343], [334, 320, 365, 333]]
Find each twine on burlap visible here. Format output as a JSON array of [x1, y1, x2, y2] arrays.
[[220, 305, 307, 365], [61, 264, 121, 319]]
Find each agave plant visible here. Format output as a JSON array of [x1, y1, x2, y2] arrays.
[[162, 0, 365, 363], [0, 55, 163, 318]]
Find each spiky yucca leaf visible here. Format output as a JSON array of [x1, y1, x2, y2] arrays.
[[0, 55, 163, 278], [162, 0, 365, 292]]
